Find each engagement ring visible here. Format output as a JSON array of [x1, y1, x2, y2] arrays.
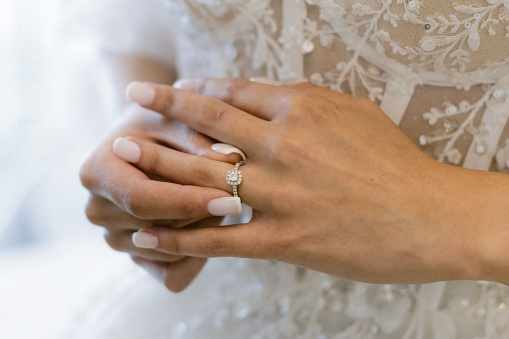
[[226, 161, 245, 198]]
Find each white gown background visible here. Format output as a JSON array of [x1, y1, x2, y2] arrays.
[[66, 1, 509, 338]]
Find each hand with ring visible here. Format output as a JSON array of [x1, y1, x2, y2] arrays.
[[116, 78, 509, 285]]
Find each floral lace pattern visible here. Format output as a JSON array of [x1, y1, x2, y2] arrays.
[[173, 0, 509, 168], [153, 0, 509, 337]]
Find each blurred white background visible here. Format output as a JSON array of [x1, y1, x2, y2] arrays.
[[0, 0, 131, 337]]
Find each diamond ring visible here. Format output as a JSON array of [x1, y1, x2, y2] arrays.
[[226, 161, 245, 198]]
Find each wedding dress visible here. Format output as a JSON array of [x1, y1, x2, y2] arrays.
[[66, 0, 509, 338]]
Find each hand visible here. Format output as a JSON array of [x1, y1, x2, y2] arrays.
[[124, 78, 490, 284], [80, 104, 241, 291]]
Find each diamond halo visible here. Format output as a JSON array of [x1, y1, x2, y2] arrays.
[[226, 161, 245, 198]]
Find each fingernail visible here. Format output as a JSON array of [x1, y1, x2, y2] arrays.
[[113, 137, 141, 163], [208, 197, 242, 216], [211, 143, 247, 161], [132, 231, 158, 249], [249, 77, 282, 86], [172, 79, 195, 91], [126, 82, 156, 105]]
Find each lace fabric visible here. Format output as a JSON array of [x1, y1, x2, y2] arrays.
[[68, 1, 509, 338], [174, 0, 509, 171]]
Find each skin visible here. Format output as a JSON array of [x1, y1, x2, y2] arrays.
[[80, 55, 240, 291], [120, 78, 509, 285]]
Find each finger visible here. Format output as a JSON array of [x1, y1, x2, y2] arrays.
[[113, 137, 263, 209], [110, 108, 242, 164], [140, 116, 241, 164], [86, 193, 213, 227], [81, 145, 231, 220], [132, 221, 273, 259], [131, 256, 207, 292], [173, 78, 354, 121], [163, 256, 208, 292], [175, 78, 362, 121], [105, 229, 187, 262], [126, 81, 271, 154], [85, 195, 151, 230], [114, 137, 238, 192], [86, 195, 222, 230], [173, 78, 286, 120], [109, 173, 229, 220]]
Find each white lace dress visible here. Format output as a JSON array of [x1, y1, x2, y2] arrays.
[[67, 1, 509, 338]]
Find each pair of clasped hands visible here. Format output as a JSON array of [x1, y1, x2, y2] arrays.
[[80, 78, 492, 292]]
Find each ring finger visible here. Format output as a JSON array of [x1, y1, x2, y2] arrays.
[[112, 136, 263, 207]]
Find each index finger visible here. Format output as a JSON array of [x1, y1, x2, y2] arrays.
[[125, 81, 272, 156]]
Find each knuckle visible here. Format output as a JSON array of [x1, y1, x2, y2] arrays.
[[213, 78, 249, 103], [277, 92, 317, 120], [162, 232, 181, 254], [286, 92, 334, 127], [121, 187, 150, 219], [143, 148, 161, 175], [159, 87, 177, 116], [192, 78, 208, 94], [289, 92, 315, 110], [193, 100, 228, 131]]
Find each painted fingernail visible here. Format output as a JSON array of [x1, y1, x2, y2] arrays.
[[211, 143, 247, 161], [113, 137, 141, 163], [208, 197, 242, 216], [132, 231, 158, 249], [249, 77, 282, 86], [126, 82, 156, 105], [172, 79, 195, 90]]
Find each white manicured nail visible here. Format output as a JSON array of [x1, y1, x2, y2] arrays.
[[208, 197, 242, 216], [211, 143, 247, 161], [126, 82, 156, 105], [132, 231, 158, 249], [113, 137, 141, 163], [249, 77, 282, 86], [172, 79, 195, 90]]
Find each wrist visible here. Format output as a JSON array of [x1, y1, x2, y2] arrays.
[[421, 162, 509, 284]]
